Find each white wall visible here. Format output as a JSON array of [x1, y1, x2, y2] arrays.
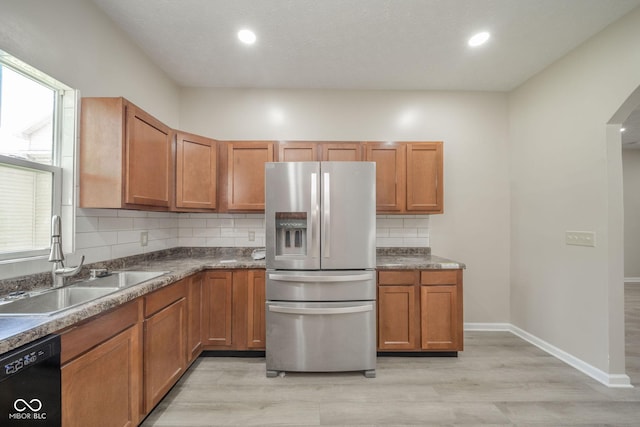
[[180, 89, 512, 324], [0, 0, 180, 279], [0, 0, 180, 126], [509, 7, 640, 379]]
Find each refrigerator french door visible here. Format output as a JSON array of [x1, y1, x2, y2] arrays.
[[265, 161, 376, 377]]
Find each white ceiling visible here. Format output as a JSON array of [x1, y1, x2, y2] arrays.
[[91, 0, 640, 91]]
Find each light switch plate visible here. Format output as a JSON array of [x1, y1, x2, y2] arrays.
[[565, 231, 596, 247], [140, 231, 149, 247]]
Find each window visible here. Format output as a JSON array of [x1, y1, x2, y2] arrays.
[[0, 51, 73, 261]]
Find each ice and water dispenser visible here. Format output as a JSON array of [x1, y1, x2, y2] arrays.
[[275, 212, 307, 256]]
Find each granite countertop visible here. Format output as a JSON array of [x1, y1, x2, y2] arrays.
[[0, 247, 464, 354]]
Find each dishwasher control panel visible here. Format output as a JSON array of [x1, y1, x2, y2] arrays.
[[1, 336, 58, 380]]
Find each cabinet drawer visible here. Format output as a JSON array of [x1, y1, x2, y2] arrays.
[[145, 279, 187, 317], [378, 270, 417, 285], [420, 270, 458, 285], [61, 299, 142, 364]]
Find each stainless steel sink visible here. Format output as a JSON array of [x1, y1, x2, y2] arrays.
[[0, 286, 118, 316], [82, 271, 169, 288], [0, 270, 169, 316]]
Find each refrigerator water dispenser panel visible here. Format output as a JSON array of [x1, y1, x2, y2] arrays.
[[275, 212, 307, 256]]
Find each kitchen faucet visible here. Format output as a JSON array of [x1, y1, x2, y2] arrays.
[[48, 215, 85, 287]]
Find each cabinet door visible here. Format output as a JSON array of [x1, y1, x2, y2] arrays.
[[203, 271, 233, 348], [62, 324, 142, 427], [247, 270, 266, 349], [187, 274, 203, 364], [125, 104, 172, 208], [175, 132, 217, 211], [278, 142, 317, 161], [320, 142, 362, 161], [377, 285, 418, 350], [144, 297, 187, 412], [223, 141, 274, 211], [406, 142, 443, 213], [364, 142, 405, 212], [420, 285, 458, 350]]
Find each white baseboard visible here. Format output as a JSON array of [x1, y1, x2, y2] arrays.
[[624, 277, 640, 284], [464, 322, 633, 388]]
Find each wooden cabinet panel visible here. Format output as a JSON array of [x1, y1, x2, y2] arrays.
[[203, 271, 233, 347], [144, 279, 186, 317], [247, 270, 266, 349], [378, 270, 417, 285], [187, 273, 204, 364], [222, 141, 274, 211], [202, 270, 266, 351], [125, 105, 172, 207], [80, 97, 172, 210], [278, 142, 317, 162], [420, 285, 459, 350], [406, 142, 443, 213], [143, 297, 187, 413], [420, 269, 463, 351], [175, 132, 217, 211], [365, 142, 405, 212], [320, 142, 362, 161], [364, 141, 443, 214], [378, 285, 418, 350], [420, 270, 457, 285], [61, 300, 141, 364], [377, 269, 463, 352], [277, 141, 363, 162], [62, 323, 142, 427]]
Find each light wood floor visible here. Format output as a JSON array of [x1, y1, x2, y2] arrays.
[[141, 285, 640, 426]]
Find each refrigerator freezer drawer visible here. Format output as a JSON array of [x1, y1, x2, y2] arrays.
[[266, 301, 376, 375], [266, 269, 376, 301]]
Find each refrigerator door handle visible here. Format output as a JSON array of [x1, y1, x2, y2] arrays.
[[322, 172, 330, 258], [268, 304, 373, 315], [310, 172, 319, 259], [268, 273, 373, 282]]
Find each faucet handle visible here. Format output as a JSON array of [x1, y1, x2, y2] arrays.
[[90, 268, 109, 279], [55, 255, 85, 277]]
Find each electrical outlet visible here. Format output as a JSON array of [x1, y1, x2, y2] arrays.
[[565, 231, 596, 247], [140, 231, 149, 247], [248, 231, 255, 241]]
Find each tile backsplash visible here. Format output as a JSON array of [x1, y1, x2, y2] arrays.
[[78, 210, 430, 260], [0, 209, 429, 280]]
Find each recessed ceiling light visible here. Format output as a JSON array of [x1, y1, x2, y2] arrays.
[[621, 127, 627, 132], [468, 31, 490, 47], [238, 29, 256, 45]]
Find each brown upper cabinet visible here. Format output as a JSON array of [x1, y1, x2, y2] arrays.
[[175, 132, 217, 211], [80, 97, 173, 210], [365, 141, 443, 214], [277, 141, 362, 162], [219, 141, 275, 211]]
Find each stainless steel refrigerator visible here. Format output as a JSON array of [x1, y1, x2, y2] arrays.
[[265, 161, 376, 378]]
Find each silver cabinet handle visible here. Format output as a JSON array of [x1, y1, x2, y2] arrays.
[[268, 273, 373, 282], [323, 172, 330, 258], [268, 304, 373, 315]]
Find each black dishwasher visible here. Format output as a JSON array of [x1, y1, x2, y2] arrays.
[[0, 334, 61, 426]]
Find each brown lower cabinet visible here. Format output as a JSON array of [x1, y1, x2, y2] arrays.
[[202, 269, 266, 350], [60, 300, 143, 427], [142, 279, 188, 414], [58, 270, 266, 426], [187, 273, 204, 364], [377, 269, 463, 352]]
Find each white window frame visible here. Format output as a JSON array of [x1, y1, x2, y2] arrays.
[[0, 50, 73, 262]]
